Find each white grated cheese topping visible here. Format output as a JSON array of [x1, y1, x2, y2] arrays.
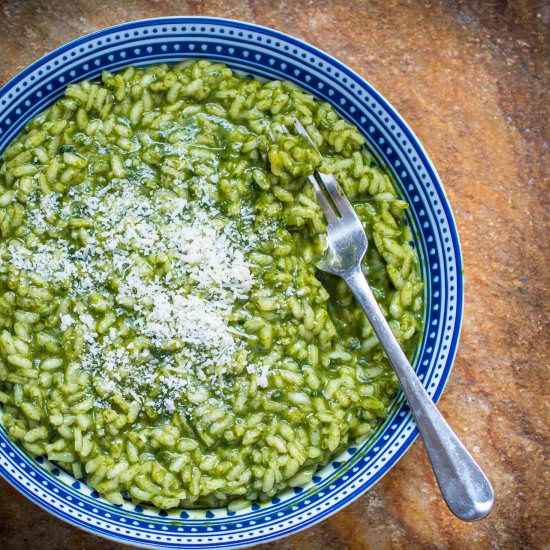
[[11, 182, 270, 414]]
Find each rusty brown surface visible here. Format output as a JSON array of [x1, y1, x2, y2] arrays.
[[0, 1, 548, 549]]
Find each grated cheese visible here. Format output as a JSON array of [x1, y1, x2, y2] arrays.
[[11, 182, 270, 414]]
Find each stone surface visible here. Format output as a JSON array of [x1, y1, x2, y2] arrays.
[[0, 1, 548, 549]]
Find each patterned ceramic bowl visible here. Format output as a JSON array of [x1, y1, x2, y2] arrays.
[[0, 17, 463, 548]]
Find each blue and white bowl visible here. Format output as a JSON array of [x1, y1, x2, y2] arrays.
[[0, 17, 463, 548]]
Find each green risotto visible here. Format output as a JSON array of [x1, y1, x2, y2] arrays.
[[0, 60, 423, 509]]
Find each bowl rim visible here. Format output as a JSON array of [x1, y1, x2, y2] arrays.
[[0, 16, 464, 548]]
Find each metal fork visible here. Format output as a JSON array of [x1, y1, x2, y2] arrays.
[[287, 118, 494, 521]]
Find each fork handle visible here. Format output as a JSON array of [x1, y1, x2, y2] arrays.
[[344, 267, 494, 521]]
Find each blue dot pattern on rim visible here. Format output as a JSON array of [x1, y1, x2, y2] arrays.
[[0, 17, 463, 549]]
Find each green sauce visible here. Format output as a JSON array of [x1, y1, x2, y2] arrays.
[[0, 60, 423, 510]]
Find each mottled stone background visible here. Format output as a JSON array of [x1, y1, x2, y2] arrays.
[[0, 1, 548, 549]]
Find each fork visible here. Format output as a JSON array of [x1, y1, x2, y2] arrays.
[[287, 118, 494, 521]]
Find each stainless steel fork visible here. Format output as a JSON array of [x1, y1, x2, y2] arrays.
[[288, 118, 494, 521]]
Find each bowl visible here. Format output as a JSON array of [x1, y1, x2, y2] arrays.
[[0, 17, 463, 548]]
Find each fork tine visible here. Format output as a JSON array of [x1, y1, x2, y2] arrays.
[[278, 121, 339, 225], [291, 118, 357, 220], [307, 173, 339, 225], [293, 118, 318, 150], [316, 172, 359, 220]]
